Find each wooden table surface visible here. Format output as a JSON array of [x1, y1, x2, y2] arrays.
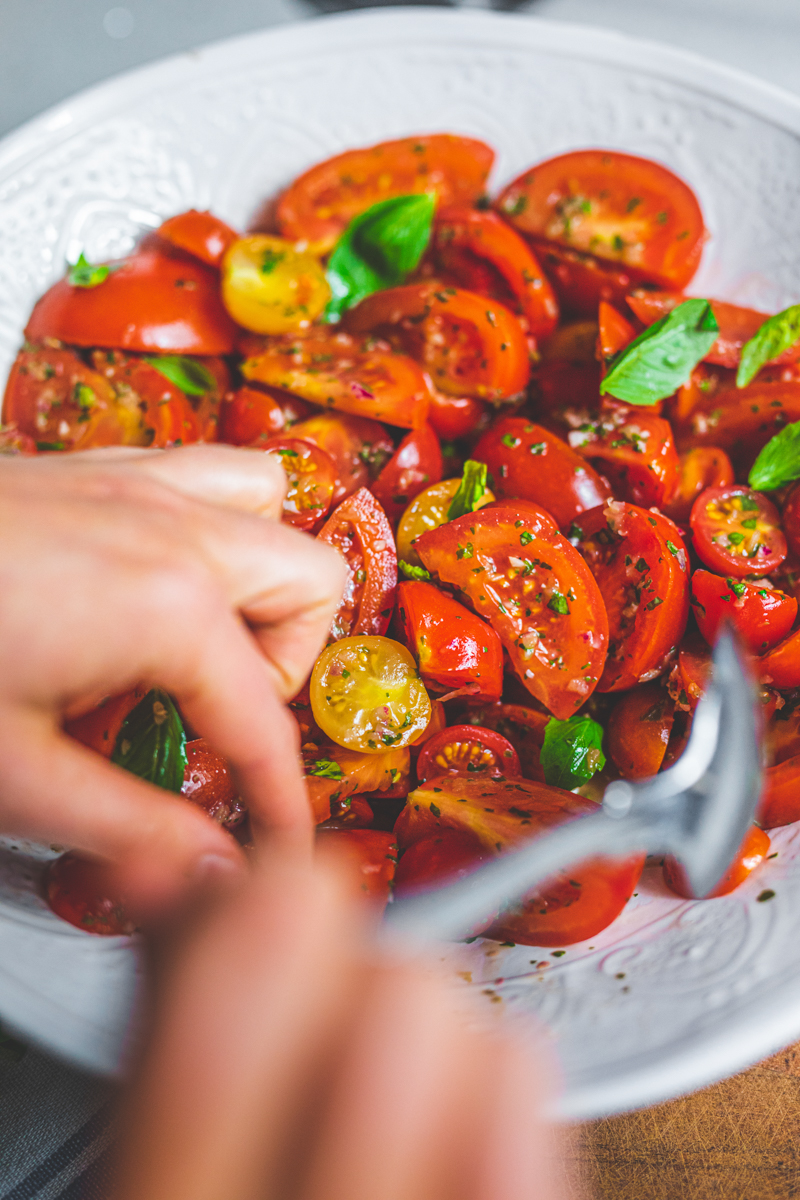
[[560, 1043, 800, 1199]]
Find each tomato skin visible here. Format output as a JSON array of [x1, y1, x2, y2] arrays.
[[65, 688, 146, 758], [25, 249, 237, 355], [598, 300, 637, 360], [277, 134, 494, 254], [218, 386, 285, 446], [690, 486, 786, 579], [396, 477, 494, 569], [497, 150, 706, 289], [221, 235, 330, 334], [426, 388, 487, 441], [316, 828, 397, 906], [606, 683, 674, 779], [691, 570, 797, 654], [758, 628, 800, 689], [415, 506, 609, 719], [433, 207, 559, 340], [90, 351, 209, 448], [447, 699, 549, 782], [664, 825, 770, 898], [346, 284, 530, 403], [370, 424, 443, 525], [572, 403, 679, 509], [667, 631, 712, 712], [417, 725, 521, 783], [533, 240, 636, 318], [292, 413, 394, 505], [396, 581, 504, 700], [781, 483, 800, 561], [182, 739, 245, 829], [318, 488, 397, 638], [157, 209, 239, 268], [46, 852, 133, 936], [394, 829, 491, 899], [663, 447, 734, 523], [677, 382, 800, 473], [303, 741, 410, 824], [242, 330, 430, 429], [263, 436, 338, 531], [758, 756, 800, 828], [473, 417, 611, 529]]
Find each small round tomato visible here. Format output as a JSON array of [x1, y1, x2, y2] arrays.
[[664, 825, 770, 898], [368, 425, 442, 527], [217, 386, 285, 446], [759, 627, 800, 689], [318, 487, 398, 638], [346, 284, 530, 403], [448, 699, 549, 781], [221, 235, 330, 334], [426, 387, 487, 440], [263, 437, 338, 531], [310, 636, 431, 753], [25, 248, 237, 355], [690, 486, 786, 578], [157, 209, 239, 268], [432, 207, 559, 340], [395, 476, 494, 567], [182, 739, 245, 828], [572, 404, 679, 509], [663, 447, 734, 523], [691, 570, 797, 654], [497, 149, 706, 289], [393, 829, 491, 898], [291, 413, 393, 505], [316, 829, 398, 905], [242, 330, 431, 429], [781, 482, 800, 561], [397, 580, 504, 700], [473, 417, 611, 530], [533, 240, 636, 318], [606, 683, 674, 779], [417, 725, 521, 783], [276, 134, 494, 254], [46, 852, 133, 936]]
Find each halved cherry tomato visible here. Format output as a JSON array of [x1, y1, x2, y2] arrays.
[[315, 829, 398, 905], [533, 241, 636, 318], [291, 413, 394, 505], [473, 417, 611, 529], [447, 698, 549, 781], [182, 739, 245, 828], [241, 330, 430, 429], [690, 486, 786, 579], [90, 350, 213, 447], [46, 852, 133, 936], [759, 627, 800, 689], [606, 682, 674, 779], [571, 403, 679, 509], [664, 825, 770, 898], [432, 207, 559, 340], [318, 487, 397, 638], [394, 829, 491, 898], [395, 476, 494, 568], [370, 424, 443, 525], [221, 235, 330, 334], [263, 436, 338, 530], [25, 248, 237, 355], [667, 631, 711, 712], [781, 482, 800, 561], [415, 506, 609, 718], [663, 447, 734, 523], [302, 740, 410, 824], [417, 725, 521, 783], [497, 150, 706, 289], [346, 284, 530, 402], [397, 580, 504, 700], [574, 501, 689, 692], [691, 570, 797, 654], [310, 636, 431, 753], [677, 382, 800, 473], [426, 388, 487, 440], [157, 209, 239, 268], [276, 134, 494, 254], [217, 386, 285, 446], [597, 300, 637, 361]]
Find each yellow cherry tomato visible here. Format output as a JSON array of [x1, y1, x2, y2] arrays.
[[221, 235, 330, 334], [396, 477, 495, 566], [310, 636, 431, 753]]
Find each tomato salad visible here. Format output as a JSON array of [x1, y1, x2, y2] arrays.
[[6, 134, 800, 944]]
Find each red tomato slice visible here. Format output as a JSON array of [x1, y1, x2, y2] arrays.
[[497, 150, 706, 289], [598, 300, 637, 361], [473, 417, 611, 530], [25, 248, 237, 355], [89, 351, 209, 447], [315, 828, 397, 906], [676, 382, 800, 473], [182, 739, 245, 828], [691, 570, 797, 654], [393, 829, 491, 898], [370, 424, 443, 525], [571, 403, 679, 509], [667, 631, 712, 713], [396, 581, 504, 700], [415, 506, 608, 718], [218, 386, 286, 446], [663, 447, 734, 523], [533, 240, 636, 318], [690, 486, 786, 579], [417, 725, 521, 783], [664, 825, 770, 898], [606, 682, 674, 779], [46, 852, 133, 936], [346, 284, 530, 403], [241, 330, 430, 429], [759, 627, 800, 689], [291, 413, 394, 505], [433, 207, 559, 340], [263, 436, 338, 531], [574, 501, 690, 692], [318, 487, 397, 638], [759, 755, 800, 828], [426, 388, 487, 440], [157, 209, 239, 268], [277, 134, 494, 254]]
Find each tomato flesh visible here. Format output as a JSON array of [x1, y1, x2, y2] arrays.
[[606, 683, 674, 779], [46, 852, 133, 936], [157, 209, 239, 268], [302, 740, 410, 825], [394, 830, 491, 898], [218, 386, 285, 446], [691, 570, 797, 654], [416, 725, 521, 783], [690, 486, 786, 579], [292, 412, 393, 506], [397, 580, 504, 700], [571, 403, 679, 509], [664, 825, 770, 898], [370, 424, 443, 525], [263, 436, 338, 531], [318, 487, 398, 638], [664, 447, 734, 523], [182, 739, 245, 828]]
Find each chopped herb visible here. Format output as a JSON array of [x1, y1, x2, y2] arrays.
[[548, 592, 570, 615], [307, 759, 344, 779], [399, 560, 431, 581], [67, 252, 112, 288], [520, 531, 534, 546]]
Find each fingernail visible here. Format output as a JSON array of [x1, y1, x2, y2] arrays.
[[192, 853, 244, 885]]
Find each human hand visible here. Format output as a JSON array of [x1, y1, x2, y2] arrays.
[[0, 445, 346, 908]]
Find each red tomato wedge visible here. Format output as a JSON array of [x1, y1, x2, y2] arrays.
[[690, 486, 786, 579], [396, 580, 504, 700], [414, 506, 608, 718], [318, 487, 397, 639], [664, 824, 770, 898], [598, 300, 637, 360], [263, 436, 338, 530], [426, 387, 487, 440], [370, 424, 443, 525], [447, 698, 549, 781], [497, 149, 706, 289], [241, 330, 430, 429], [759, 628, 800, 690], [218, 386, 285, 446], [46, 852, 133, 936], [315, 829, 398, 906], [606, 682, 674, 779], [663, 447, 734, 523], [473, 417, 611, 529], [691, 570, 797, 654], [157, 209, 239, 268], [25, 249, 237, 355], [182, 739, 245, 828], [393, 829, 491, 898], [276, 134, 494, 254], [432, 207, 559, 340], [65, 688, 146, 758], [291, 413, 394, 505], [759, 756, 800, 828], [533, 240, 636, 318], [346, 284, 530, 403], [676, 382, 800, 472], [573, 501, 690, 692], [571, 404, 679, 509], [416, 725, 521, 783], [302, 741, 410, 825]]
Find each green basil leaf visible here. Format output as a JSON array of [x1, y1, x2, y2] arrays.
[[399, 560, 431, 581], [111, 689, 187, 793], [306, 759, 344, 780], [540, 714, 605, 791], [447, 460, 489, 521], [600, 298, 719, 405], [748, 419, 800, 491], [144, 356, 216, 396], [67, 252, 111, 288], [324, 193, 435, 322], [737, 304, 800, 388]]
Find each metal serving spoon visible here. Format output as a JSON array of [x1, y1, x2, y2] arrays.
[[384, 629, 761, 948]]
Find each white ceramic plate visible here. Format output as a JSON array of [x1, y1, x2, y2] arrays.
[[1, 7, 800, 1120]]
